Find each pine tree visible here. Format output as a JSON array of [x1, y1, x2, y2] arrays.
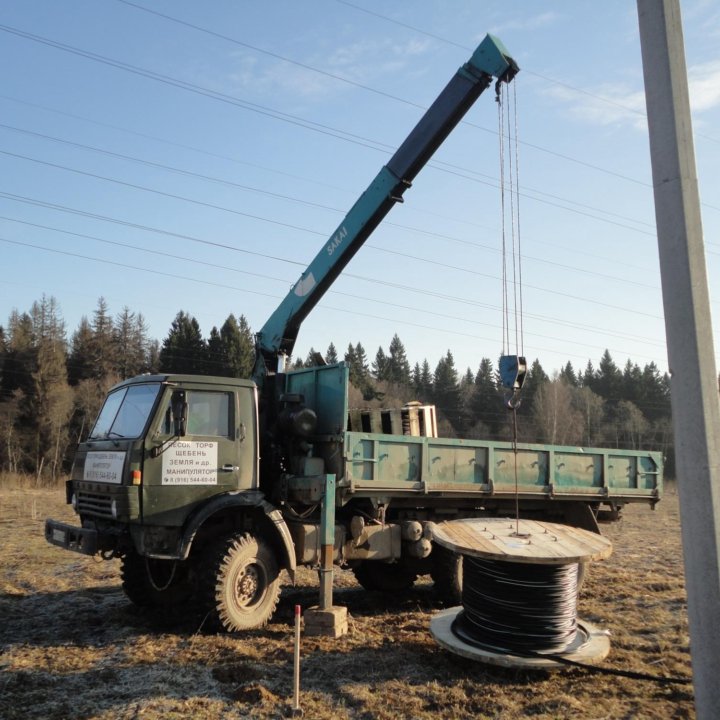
[[159, 311, 207, 374], [345, 342, 374, 399], [520, 358, 549, 416], [461, 367, 474, 387], [470, 357, 501, 436], [90, 297, 115, 380], [386, 334, 411, 386], [145, 339, 161, 374], [595, 350, 622, 403], [621, 359, 643, 408], [114, 307, 148, 380], [433, 350, 463, 433], [1, 310, 35, 398], [640, 362, 671, 423], [417, 359, 433, 399], [559, 361, 578, 387], [325, 342, 338, 364], [67, 317, 95, 385], [581, 360, 595, 389], [305, 347, 321, 367], [207, 314, 254, 378], [372, 346, 389, 381]]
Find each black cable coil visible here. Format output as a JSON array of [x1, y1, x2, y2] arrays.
[[452, 555, 579, 654]]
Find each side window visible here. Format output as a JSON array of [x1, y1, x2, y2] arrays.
[[186, 391, 232, 438]]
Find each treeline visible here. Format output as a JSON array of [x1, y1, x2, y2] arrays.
[[0, 295, 674, 482]]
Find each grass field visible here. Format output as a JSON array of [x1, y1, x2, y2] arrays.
[[0, 485, 694, 719]]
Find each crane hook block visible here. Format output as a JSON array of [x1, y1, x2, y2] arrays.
[[499, 355, 527, 410]]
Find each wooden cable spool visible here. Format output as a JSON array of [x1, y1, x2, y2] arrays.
[[430, 517, 613, 669]]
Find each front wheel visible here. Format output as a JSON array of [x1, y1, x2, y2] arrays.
[[202, 533, 281, 632], [120, 551, 195, 609]]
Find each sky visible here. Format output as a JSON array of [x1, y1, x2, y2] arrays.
[[1, 0, 719, 380]]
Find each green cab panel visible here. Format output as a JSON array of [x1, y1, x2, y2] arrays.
[[141, 376, 259, 527]]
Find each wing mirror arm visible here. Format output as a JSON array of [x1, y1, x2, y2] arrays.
[[171, 390, 188, 437]]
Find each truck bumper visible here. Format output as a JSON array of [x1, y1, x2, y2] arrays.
[[45, 519, 98, 556]]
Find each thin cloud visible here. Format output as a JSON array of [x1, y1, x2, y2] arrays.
[[488, 12, 560, 36], [224, 37, 434, 100], [543, 58, 720, 132], [544, 82, 647, 131], [689, 59, 720, 112]]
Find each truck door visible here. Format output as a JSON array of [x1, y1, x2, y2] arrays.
[[142, 384, 257, 526]]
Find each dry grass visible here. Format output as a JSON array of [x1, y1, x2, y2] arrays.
[[0, 486, 694, 719]]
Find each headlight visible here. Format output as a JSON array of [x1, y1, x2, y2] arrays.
[[110, 499, 118, 519], [71, 493, 78, 513]]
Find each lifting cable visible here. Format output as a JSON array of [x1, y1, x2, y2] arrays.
[[445, 81, 692, 690], [498, 79, 525, 369], [496, 78, 526, 531]]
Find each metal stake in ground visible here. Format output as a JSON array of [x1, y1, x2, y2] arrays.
[[291, 604, 302, 717]]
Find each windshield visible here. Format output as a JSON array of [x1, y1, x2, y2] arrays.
[[89, 383, 162, 440]]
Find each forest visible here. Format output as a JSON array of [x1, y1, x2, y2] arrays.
[[0, 295, 674, 483]]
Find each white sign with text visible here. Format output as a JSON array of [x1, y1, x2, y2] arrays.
[[162, 441, 218, 485], [84, 451, 126, 484]]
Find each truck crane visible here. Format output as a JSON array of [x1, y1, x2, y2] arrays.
[[45, 35, 661, 632]]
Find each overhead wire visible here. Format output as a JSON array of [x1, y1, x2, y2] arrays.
[[0, 9, 700, 370], [0, 120, 659, 237], [0, 217, 667, 358], [0, 121, 664, 286], [333, 0, 720, 152], [0, 157, 665, 321]]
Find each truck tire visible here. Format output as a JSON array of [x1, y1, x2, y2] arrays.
[[352, 561, 417, 592], [202, 532, 281, 632], [120, 552, 195, 609], [430, 544, 463, 605]]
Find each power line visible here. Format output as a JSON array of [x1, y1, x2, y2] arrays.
[[0, 17, 689, 228], [0, 193, 663, 347], [333, 0, 720, 151], [0, 235, 662, 365], [0, 217, 668, 356], [0, 122, 658, 280], [0, 158, 664, 318]]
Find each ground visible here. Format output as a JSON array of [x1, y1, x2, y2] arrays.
[[0, 484, 694, 719]]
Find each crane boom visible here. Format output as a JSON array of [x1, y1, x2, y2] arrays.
[[253, 33, 518, 381]]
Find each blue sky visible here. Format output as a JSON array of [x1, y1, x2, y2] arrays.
[[1, 0, 719, 378]]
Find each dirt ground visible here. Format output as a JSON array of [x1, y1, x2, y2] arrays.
[[0, 485, 694, 720]]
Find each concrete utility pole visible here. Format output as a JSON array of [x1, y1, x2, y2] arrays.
[[637, 2, 720, 717]]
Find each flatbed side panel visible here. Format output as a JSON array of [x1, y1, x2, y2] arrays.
[[343, 431, 662, 500]]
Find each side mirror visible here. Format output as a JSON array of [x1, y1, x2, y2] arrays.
[[171, 390, 188, 437]]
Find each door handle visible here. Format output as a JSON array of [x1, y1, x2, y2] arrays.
[[221, 464, 239, 472]]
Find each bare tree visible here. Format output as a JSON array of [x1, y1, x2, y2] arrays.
[[532, 378, 582, 446]]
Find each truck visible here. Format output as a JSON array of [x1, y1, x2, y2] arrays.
[[46, 34, 662, 632]]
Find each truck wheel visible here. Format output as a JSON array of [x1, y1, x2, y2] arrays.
[[430, 544, 463, 604], [120, 552, 195, 608], [352, 561, 417, 592], [202, 533, 281, 632]]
